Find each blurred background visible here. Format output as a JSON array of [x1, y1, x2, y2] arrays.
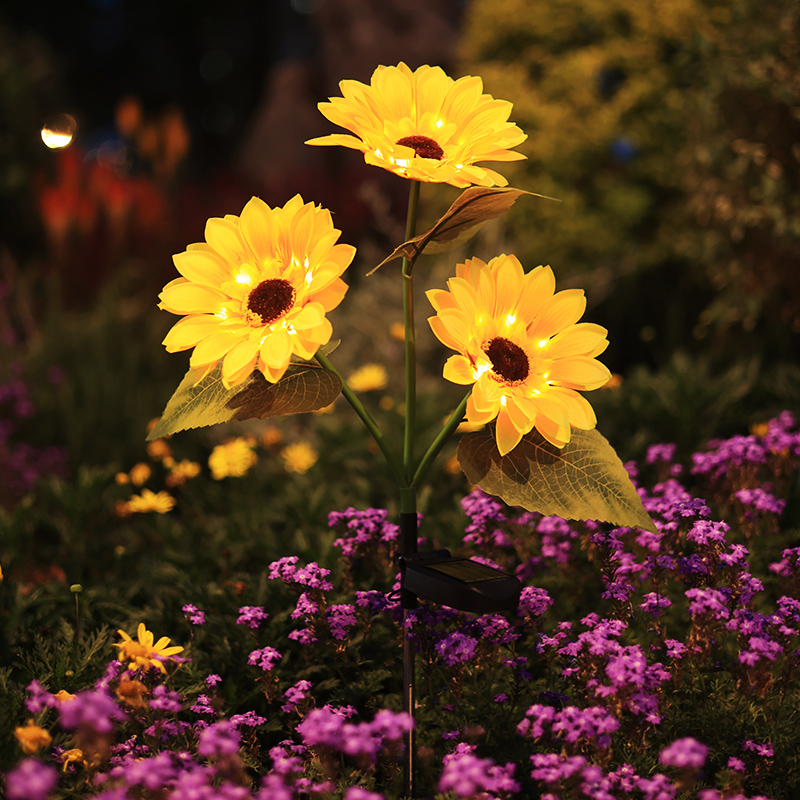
[[1, 0, 799, 504]]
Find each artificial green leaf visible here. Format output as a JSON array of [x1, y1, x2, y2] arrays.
[[148, 361, 341, 440], [457, 426, 657, 532], [367, 186, 558, 275]]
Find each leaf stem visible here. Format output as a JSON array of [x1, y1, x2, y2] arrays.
[[314, 350, 405, 486], [402, 180, 421, 486], [412, 390, 471, 488]]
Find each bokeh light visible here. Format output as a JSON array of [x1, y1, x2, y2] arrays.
[[41, 113, 77, 149]]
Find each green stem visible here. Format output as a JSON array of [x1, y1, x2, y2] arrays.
[[412, 390, 471, 488], [401, 181, 421, 486], [314, 350, 405, 486]]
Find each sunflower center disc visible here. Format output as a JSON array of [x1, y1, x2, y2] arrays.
[[247, 278, 296, 325], [485, 337, 530, 384], [396, 135, 444, 160]]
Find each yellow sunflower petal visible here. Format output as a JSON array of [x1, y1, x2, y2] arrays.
[[205, 215, 250, 267], [260, 327, 292, 368], [496, 407, 524, 457], [158, 282, 228, 315], [222, 339, 259, 383], [189, 331, 240, 368], [173, 247, 232, 287], [546, 323, 609, 359], [535, 413, 572, 449], [548, 356, 612, 391], [162, 315, 223, 353], [528, 289, 587, 341], [547, 386, 598, 430], [442, 354, 476, 385]]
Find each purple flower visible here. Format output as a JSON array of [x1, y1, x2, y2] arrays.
[[345, 788, 385, 800], [5, 758, 59, 800], [281, 680, 313, 713], [197, 720, 241, 757], [182, 604, 206, 625], [236, 606, 269, 628], [646, 443, 677, 465], [659, 737, 708, 770], [248, 646, 282, 671], [230, 710, 267, 727], [685, 587, 730, 620], [205, 674, 222, 687], [439, 743, 520, 797], [435, 632, 478, 666], [25, 680, 58, 714], [518, 585, 553, 617], [743, 739, 773, 757], [640, 592, 672, 618], [59, 689, 124, 734], [735, 487, 786, 516], [149, 685, 182, 713], [327, 604, 358, 640], [329, 507, 399, 558], [291, 592, 319, 620]]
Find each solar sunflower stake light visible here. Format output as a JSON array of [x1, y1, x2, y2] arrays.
[[150, 62, 656, 799]]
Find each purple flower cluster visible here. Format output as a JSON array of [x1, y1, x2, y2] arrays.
[[236, 606, 269, 628], [247, 646, 282, 671], [182, 604, 206, 625], [0, 367, 68, 502], [328, 507, 399, 558], [438, 742, 520, 797], [296, 706, 413, 765]]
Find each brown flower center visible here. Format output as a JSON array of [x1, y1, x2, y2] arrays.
[[484, 337, 530, 384], [247, 278, 296, 325], [396, 135, 444, 160]]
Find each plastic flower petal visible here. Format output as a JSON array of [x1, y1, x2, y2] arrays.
[[159, 195, 354, 388], [427, 255, 611, 456], [114, 623, 184, 674], [306, 62, 527, 188]]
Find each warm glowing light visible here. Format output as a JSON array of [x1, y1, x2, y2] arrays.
[[500, 395, 507, 406], [538, 339, 548, 348], [235, 272, 251, 285], [436, 118, 444, 129], [215, 307, 229, 320], [41, 113, 77, 149], [505, 314, 516, 326], [473, 361, 491, 380]]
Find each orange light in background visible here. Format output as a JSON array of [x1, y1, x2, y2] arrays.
[[41, 113, 77, 149]]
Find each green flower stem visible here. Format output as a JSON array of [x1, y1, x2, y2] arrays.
[[314, 350, 405, 486], [412, 390, 471, 488], [401, 180, 421, 487]]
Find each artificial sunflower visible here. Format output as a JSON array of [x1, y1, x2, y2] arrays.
[[114, 623, 184, 674], [427, 255, 611, 456], [158, 195, 354, 388], [306, 62, 527, 188]]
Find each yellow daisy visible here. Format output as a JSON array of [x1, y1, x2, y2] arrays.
[[165, 459, 201, 487], [125, 488, 176, 515], [281, 441, 318, 474], [158, 195, 355, 389], [208, 437, 257, 480], [114, 622, 184, 674], [427, 255, 611, 456], [306, 62, 527, 188], [347, 363, 388, 392], [15, 720, 52, 754]]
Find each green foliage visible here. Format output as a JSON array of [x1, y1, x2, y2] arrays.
[[149, 360, 342, 440], [458, 426, 656, 531], [460, 0, 800, 367]]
